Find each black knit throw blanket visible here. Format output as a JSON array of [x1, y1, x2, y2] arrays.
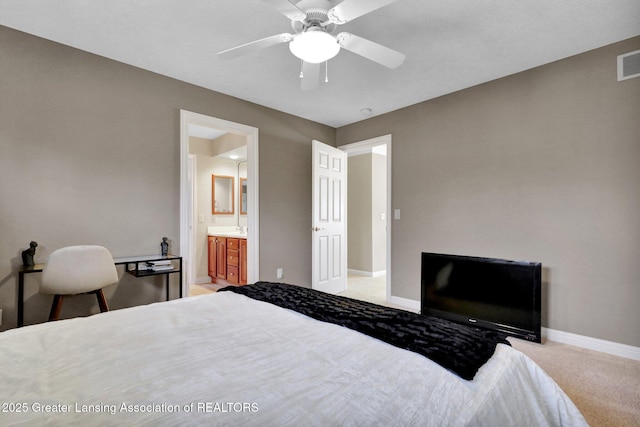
[[219, 282, 510, 380]]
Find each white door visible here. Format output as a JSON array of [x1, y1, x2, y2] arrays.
[[312, 140, 347, 294]]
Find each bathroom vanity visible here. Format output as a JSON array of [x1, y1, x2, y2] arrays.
[[208, 235, 247, 285]]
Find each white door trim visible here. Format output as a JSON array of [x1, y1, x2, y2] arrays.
[[188, 154, 197, 286], [180, 110, 260, 295], [340, 134, 392, 302]]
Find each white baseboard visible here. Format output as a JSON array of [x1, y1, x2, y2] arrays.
[[386, 297, 640, 361], [195, 276, 212, 285], [348, 269, 387, 277], [388, 296, 420, 313], [543, 328, 640, 361]]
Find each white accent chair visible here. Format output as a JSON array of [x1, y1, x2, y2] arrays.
[[41, 245, 119, 321]]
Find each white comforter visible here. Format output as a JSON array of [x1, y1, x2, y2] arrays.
[[0, 291, 587, 426]]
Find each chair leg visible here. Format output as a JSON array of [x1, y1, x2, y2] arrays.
[[49, 295, 63, 321], [95, 289, 109, 313]]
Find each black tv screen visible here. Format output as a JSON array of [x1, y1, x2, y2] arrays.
[[421, 252, 541, 342]]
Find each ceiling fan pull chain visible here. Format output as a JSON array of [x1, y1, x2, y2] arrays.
[[299, 60, 304, 78], [325, 60, 329, 83]]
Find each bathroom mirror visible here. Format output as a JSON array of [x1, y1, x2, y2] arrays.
[[240, 178, 247, 215], [212, 175, 234, 215]]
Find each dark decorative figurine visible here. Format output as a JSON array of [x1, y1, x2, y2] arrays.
[[22, 241, 38, 267], [161, 237, 169, 256]]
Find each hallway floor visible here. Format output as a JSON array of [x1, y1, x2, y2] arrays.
[[337, 273, 387, 305]]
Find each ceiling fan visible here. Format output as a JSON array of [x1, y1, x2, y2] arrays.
[[218, 0, 405, 90]]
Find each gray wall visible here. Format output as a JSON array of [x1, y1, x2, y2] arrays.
[[337, 37, 640, 347], [2, 24, 638, 348], [0, 26, 334, 329]]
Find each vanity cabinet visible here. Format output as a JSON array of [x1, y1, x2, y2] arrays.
[[208, 235, 247, 285], [208, 236, 226, 280]]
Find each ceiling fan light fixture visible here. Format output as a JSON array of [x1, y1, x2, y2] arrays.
[[289, 29, 340, 64]]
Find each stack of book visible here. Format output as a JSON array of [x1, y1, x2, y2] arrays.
[[146, 260, 174, 272]]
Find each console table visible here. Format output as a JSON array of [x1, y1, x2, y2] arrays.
[[17, 254, 182, 327]]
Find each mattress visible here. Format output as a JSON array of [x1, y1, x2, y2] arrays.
[[0, 290, 587, 426]]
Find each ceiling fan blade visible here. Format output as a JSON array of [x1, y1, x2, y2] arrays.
[[300, 61, 320, 91], [328, 0, 400, 24], [262, 0, 307, 22], [336, 32, 405, 69], [218, 33, 293, 60]]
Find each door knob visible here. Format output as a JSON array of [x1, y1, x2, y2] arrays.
[[312, 227, 323, 232]]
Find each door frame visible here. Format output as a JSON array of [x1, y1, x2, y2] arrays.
[[180, 110, 259, 295], [340, 134, 392, 302]]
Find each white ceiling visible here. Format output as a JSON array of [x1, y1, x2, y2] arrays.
[[1, 0, 638, 127]]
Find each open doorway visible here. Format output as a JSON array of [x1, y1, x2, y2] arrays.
[[338, 135, 391, 306], [190, 131, 247, 295], [180, 110, 259, 297]]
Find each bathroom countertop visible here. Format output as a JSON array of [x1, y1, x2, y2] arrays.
[[208, 232, 247, 239]]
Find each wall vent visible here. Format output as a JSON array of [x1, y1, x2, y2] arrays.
[[618, 49, 640, 81]]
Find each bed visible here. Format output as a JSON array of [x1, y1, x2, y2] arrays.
[[0, 282, 587, 426]]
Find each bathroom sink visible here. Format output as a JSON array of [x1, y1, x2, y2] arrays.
[[207, 228, 247, 238], [208, 226, 247, 238]]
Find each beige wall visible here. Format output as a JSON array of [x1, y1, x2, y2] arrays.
[[348, 155, 373, 272], [338, 37, 640, 347], [347, 153, 387, 274], [371, 153, 387, 273], [0, 26, 334, 329], [211, 133, 246, 157]]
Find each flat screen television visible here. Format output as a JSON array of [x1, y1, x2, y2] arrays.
[[421, 252, 541, 342]]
